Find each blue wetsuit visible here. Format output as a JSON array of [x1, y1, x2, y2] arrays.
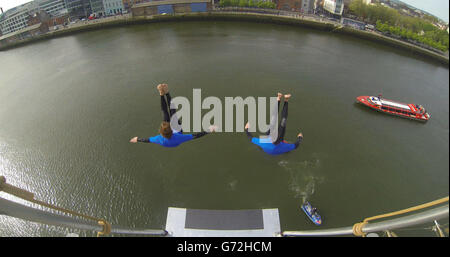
[[136, 92, 209, 147], [245, 100, 302, 155], [246, 129, 302, 155], [138, 131, 207, 148]]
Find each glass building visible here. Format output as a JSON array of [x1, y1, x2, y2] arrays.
[[103, 0, 124, 15], [0, 2, 39, 35]]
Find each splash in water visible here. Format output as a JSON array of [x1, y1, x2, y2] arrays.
[[228, 179, 238, 191], [278, 156, 324, 202]]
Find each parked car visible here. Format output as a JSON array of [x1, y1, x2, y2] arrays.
[[365, 24, 375, 31], [88, 13, 98, 20]]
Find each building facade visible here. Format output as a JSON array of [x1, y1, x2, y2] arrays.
[[122, 0, 145, 12], [35, 0, 68, 17], [103, 0, 125, 15], [0, 22, 49, 47], [0, 2, 39, 35], [322, 0, 344, 16], [90, 0, 106, 16], [27, 10, 51, 26], [277, 0, 302, 11], [301, 0, 314, 13], [132, 0, 212, 17], [64, 0, 92, 19]]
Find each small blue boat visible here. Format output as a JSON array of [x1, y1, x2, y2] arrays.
[[301, 202, 322, 225]]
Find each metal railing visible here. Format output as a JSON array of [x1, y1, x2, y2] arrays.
[[1, 175, 448, 237], [282, 204, 448, 237], [1, 195, 447, 237], [0, 197, 168, 236]]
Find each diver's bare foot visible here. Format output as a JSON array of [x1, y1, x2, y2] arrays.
[[157, 84, 165, 96], [284, 94, 291, 101], [162, 83, 169, 95], [277, 93, 283, 101]]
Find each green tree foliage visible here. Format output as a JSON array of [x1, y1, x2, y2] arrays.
[[423, 14, 439, 24], [219, 0, 231, 7], [239, 0, 248, 7], [219, 0, 276, 9], [376, 21, 448, 52], [350, 0, 448, 51]]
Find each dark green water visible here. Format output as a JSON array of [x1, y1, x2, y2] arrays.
[[0, 21, 448, 236]]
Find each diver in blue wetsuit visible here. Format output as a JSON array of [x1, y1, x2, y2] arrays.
[[245, 93, 303, 155], [129, 84, 215, 147]]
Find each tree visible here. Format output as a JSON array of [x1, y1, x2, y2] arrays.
[[239, 0, 248, 7], [230, 0, 239, 7], [352, 0, 448, 51]]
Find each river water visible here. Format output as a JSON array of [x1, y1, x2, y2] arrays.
[[0, 21, 448, 236]]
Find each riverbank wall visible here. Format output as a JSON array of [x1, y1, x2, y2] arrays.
[[0, 11, 448, 66]]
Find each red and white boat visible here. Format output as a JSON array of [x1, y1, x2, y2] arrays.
[[356, 95, 430, 122]]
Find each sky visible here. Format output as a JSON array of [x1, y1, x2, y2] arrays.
[[0, 0, 33, 12], [400, 0, 449, 23], [0, 0, 449, 22]]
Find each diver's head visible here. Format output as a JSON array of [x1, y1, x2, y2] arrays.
[[159, 121, 173, 139]]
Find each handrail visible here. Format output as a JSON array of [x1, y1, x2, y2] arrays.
[[0, 176, 168, 237], [2, 195, 447, 237], [353, 196, 449, 236], [1, 176, 447, 237], [283, 204, 448, 237], [0, 176, 110, 236], [0, 197, 168, 236]]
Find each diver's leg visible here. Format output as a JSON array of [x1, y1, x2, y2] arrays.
[[166, 92, 176, 118], [158, 84, 171, 122], [165, 91, 182, 128], [160, 95, 171, 122], [164, 85, 182, 132], [275, 94, 290, 144], [265, 93, 282, 135]]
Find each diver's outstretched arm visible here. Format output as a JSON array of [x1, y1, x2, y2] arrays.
[[129, 137, 151, 143], [191, 125, 217, 139], [192, 131, 208, 139]]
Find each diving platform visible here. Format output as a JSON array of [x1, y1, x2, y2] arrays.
[[165, 207, 281, 237]]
